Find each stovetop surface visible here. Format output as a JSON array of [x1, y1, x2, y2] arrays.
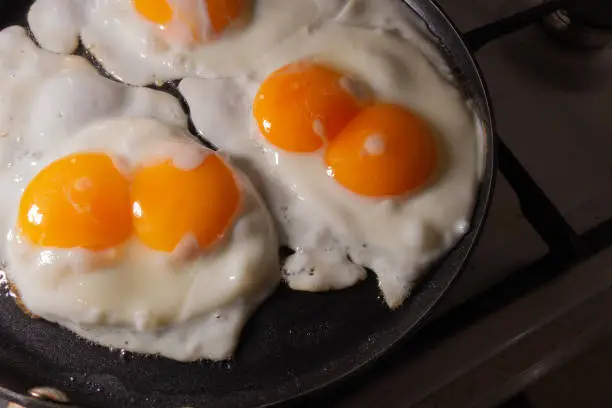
[[439, 0, 612, 313]]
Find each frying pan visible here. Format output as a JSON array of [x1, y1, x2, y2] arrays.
[[0, 0, 560, 407]]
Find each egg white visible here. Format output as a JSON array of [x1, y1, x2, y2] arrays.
[[0, 27, 279, 361], [179, 6, 484, 308], [27, 0, 348, 85]]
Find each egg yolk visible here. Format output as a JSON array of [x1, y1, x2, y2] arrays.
[[18, 153, 132, 250], [133, 0, 249, 41], [134, 0, 173, 25], [131, 154, 240, 252], [253, 61, 365, 153], [325, 104, 438, 197], [207, 0, 249, 34]]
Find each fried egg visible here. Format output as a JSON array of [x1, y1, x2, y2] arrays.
[[27, 0, 347, 85], [179, 6, 484, 308], [0, 26, 278, 361]]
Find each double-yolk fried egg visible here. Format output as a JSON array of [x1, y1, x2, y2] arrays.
[[179, 12, 483, 307], [0, 27, 278, 361], [27, 0, 347, 85]]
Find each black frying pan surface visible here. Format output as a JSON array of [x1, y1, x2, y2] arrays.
[[0, 0, 497, 407]]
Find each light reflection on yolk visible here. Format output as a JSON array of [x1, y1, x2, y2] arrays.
[[325, 104, 438, 197], [253, 61, 365, 153], [131, 154, 240, 252], [18, 153, 132, 250], [133, 0, 250, 42]]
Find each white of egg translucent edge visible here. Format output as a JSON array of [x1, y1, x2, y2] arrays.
[[27, 0, 349, 85], [179, 9, 484, 309], [0, 28, 279, 361]]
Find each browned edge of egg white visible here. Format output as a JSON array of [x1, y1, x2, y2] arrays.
[[7, 280, 39, 319]]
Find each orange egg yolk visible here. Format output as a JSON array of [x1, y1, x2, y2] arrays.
[[253, 61, 365, 153], [133, 0, 250, 41], [325, 104, 438, 197], [134, 0, 174, 25], [131, 154, 240, 252], [207, 0, 249, 34], [18, 153, 132, 250]]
